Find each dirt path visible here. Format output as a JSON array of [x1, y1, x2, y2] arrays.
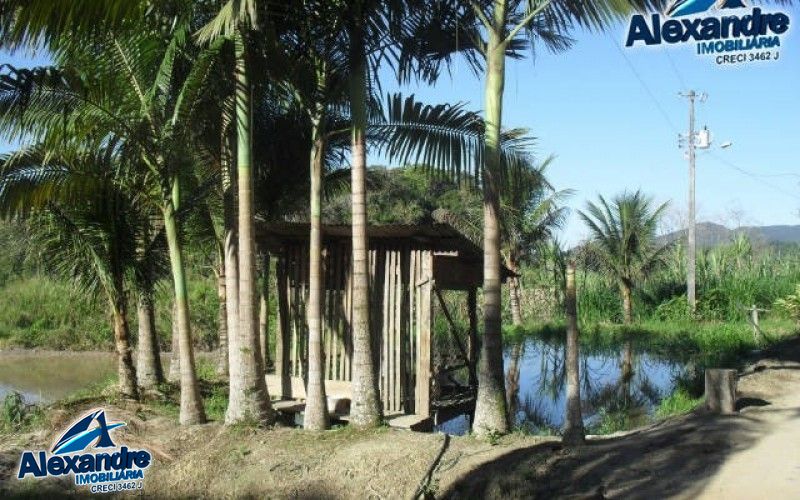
[[440, 337, 800, 499], [697, 363, 800, 498]]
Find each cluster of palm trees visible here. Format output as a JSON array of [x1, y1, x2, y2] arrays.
[[0, 0, 663, 436]]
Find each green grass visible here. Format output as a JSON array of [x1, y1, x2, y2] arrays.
[[587, 407, 649, 435], [655, 387, 703, 419], [511, 317, 797, 369], [0, 276, 110, 349]]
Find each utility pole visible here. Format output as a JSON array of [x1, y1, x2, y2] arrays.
[[685, 90, 697, 315], [679, 91, 708, 315]]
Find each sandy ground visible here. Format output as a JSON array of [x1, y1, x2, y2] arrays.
[[2, 337, 800, 499]]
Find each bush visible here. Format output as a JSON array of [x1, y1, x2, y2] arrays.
[[775, 284, 800, 324], [655, 387, 703, 418], [1, 391, 44, 434]]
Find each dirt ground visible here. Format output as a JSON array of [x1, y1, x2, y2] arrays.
[[2, 336, 800, 499]]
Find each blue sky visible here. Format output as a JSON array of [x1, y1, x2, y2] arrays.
[[381, 6, 800, 244], [2, 6, 798, 245]]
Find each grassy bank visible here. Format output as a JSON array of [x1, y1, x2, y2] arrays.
[[0, 274, 220, 351], [507, 317, 798, 367]]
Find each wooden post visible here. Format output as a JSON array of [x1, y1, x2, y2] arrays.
[[276, 255, 291, 398], [705, 369, 737, 414], [467, 288, 478, 389], [751, 304, 760, 341], [416, 251, 433, 416]]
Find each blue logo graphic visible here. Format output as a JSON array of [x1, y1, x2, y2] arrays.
[[17, 408, 151, 494], [51, 409, 126, 455], [667, 0, 748, 18], [624, 0, 789, 64]]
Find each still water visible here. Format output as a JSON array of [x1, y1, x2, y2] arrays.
[[1, 339, 693, 435], [0, 351, 116, 403], [436, 336, 693, 435]]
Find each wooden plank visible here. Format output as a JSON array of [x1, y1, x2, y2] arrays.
[[276, 254, 291, 398], [266, 375, 352, 401], [417, 250, 433, 416], [344, 250, 352, 380], [394, 248, 402, 412], [382, 247, 391, 409]]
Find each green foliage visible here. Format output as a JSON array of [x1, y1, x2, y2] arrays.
[[655, 387, 703, 419], [1, 391, 45, 434], [775, 284, 800, 323], [588, 407, 648, 435], [0, 276, 110, 349]]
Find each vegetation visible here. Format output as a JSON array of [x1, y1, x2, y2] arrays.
[[0, 0, 796, 454]]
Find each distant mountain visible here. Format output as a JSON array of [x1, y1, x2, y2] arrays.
[[659, 223, 800, 247]]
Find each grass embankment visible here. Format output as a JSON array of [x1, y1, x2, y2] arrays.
[[507, 317, 798, 367], [0, 274, 220, 351]]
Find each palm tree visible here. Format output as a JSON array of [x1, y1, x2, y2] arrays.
[[134, 213, 167, 389], [197, 0, 275, 426], [578, 191, 670, 324], [458, 0, 661, 437], [0, 145, 140, 399], [0, 25, 224, 423], [500, 159, 571, 327]]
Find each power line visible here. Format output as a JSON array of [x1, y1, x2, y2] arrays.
[[604, 33, 680, 133], [708, 152, 800, 201], [662, 48, 688, 91]]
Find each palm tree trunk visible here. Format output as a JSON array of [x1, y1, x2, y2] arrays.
[[505, 342, 523, 422], [348, 21, 382, 428], [509, 275, 523, 327], [259, 252, 270, 372], [226, 29, 272, 425], [168, 301, 181, 384], [112, 295, 138, 399], [621, 281, 633, 324], [216, 259, 229, 377], [563, 262, 585, 446], [220, 92, 235, 379], [305, 95, 330, 430], [164, 189, 206, 425], [223, 175, 239, 382], [473, 15, 510, 436], [136, 292, 164, 389]]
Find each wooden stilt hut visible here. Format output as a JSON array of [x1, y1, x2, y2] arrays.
[[258, 222, 505, 427]]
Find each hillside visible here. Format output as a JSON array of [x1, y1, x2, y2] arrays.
[[660, 223, 800, 247]]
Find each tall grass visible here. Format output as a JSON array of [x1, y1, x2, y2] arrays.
[[575, 240, 800, 324]]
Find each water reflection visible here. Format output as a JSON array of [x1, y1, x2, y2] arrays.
[[437, 336, 692, 435]]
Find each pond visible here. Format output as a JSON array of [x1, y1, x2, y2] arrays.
[[1, 341, 697, 437], [0, 351, 116, 404], [435, 336, 697, 435]]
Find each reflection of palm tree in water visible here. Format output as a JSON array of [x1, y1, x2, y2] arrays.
[[621, 340, 634, 407], [506, 342, 524, 425]]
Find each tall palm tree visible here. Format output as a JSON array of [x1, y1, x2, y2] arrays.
[[0, 145, 140, 399], [578, 191, 670, 324], [458, 0, 661, 437], [0, 25, 224, 423], [197, 0, 275, 426]]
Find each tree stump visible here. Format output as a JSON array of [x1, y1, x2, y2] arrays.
[[705, 369, 737, 414]]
